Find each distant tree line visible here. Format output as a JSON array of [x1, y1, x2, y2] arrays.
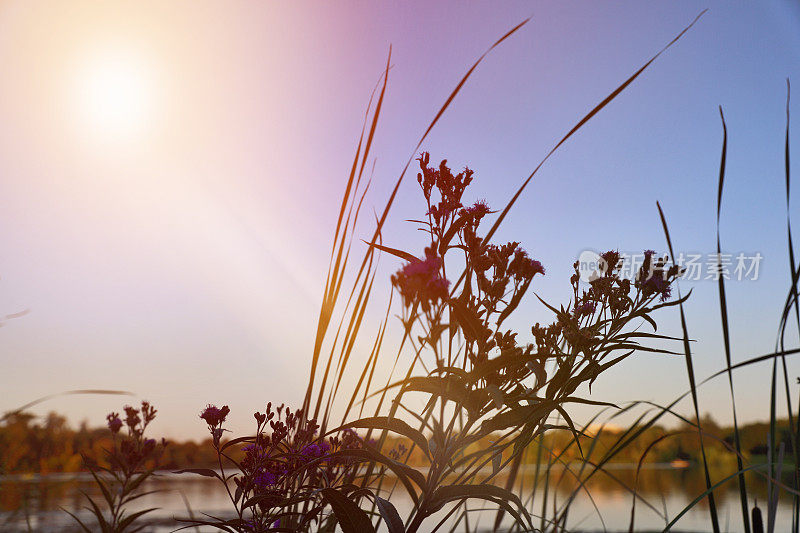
[[0, 410, 791, 475]]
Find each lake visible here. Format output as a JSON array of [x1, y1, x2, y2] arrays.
[[0, 464, 794, 532]]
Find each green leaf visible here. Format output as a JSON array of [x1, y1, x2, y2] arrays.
[[241, 492, 312, 511], [219, 435, 257, 453], [320, 488, 376, 533], [121, 489, 162, 507], [362, 241, 417, 263], [118, 507, 158, 532], [375, 496, 404, 533], [438, 214, 468, 253], [121, 471, 152, 500], [173, 468, 222, 481], [88, 469, 114, 508], [336, 416, 430, 458], [450, 297, 485, 342], [61, 508, 93, 533], [480, 403, 551, 434], [497, 275, 532, 326], [331, 448, 424, 505], [492, 449, 502, 475], [402, 376, 488, 415], [429, 484, 533, 529], [82, 493, 111, 533], [172, 516, 237, 532]]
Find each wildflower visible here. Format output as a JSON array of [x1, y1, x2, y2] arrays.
[[509, 248, 545, 281], [123, 405, 141, 432], [416, 153, 474, 225], [241, 443, 271, 478], [200, 404, 230, 427], [642, 274, 672, 302], [73, 403, 166, 533], [252, 469, 279, 490], [574, 301, 596, 316], [634, 250, 675, 302], [462, 200, 491, 221], [391, 246, 450, 311], [143, 438, 156, 455], [301, 443, 322, 458], [106, 413, 123, 434], [600, 250, 621, 276], [140, 400, 157, 425]]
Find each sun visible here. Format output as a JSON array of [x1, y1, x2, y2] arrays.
[[73, 47, 154, 144]]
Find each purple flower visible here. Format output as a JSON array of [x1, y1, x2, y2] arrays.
[[575, 301, 596, 316], [123, 406, 141, 431], [106, 413, 122, 434], [391, 247, 450, 311], [463, 200, 491, 220], [301, 443, 322, 458], [143, 438, 156, 455], [252, 469, 279, 489], [242, 443, 270, 472], [600, 250, 621, 276], [643, 275, 672, 302], [508, 249, 545, 281], [200, 404, 230, 427]]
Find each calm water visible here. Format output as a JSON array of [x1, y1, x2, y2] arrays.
[[0, 464, 795, 532]]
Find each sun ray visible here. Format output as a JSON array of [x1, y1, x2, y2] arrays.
[[73, 46, 153, 143]]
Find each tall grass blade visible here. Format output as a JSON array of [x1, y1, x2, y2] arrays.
[[768, 362, 778, 533], [769, 442, 786, 533], [781, 78, 800, 533], [661, 465, 763, 533], [310, 17, 530, 433], [304, 52, 390, 416], [482, 10, 707, 246], [657, 201, 721, 533], [715, 106, 751, 533], [2, 389, 133, 422]]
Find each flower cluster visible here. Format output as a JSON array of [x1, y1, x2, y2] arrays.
[[635, 250, 680, 302], [189, 402, 366, 532], [417, 152, 474, 227], [106, 412, 123, 434], [387, 441, 409, 461], [383, 156, 686, 514], [70, 401, 167, 532], [468, 240, 544, 307], [200, 404, 230, 447], [105, 401, 165, 475], [391, 246, 450, 312], [200, 404, 230, 427], [391, 154, 548, 377], [461, 199, 491, 222], [523, 249, 682, 402]]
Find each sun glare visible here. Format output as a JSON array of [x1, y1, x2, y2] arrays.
[[74, 48, 154, 144]]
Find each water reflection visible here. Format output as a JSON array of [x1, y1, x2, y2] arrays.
[[0, 464, 795, 532]]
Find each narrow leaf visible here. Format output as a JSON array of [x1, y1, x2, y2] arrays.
[[320, 488, 376, 533]]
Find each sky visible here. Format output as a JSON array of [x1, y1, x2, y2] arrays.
[[1, 1, 799, 441]]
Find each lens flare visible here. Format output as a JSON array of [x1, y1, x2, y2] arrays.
[[73, 48, 153, 143]]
